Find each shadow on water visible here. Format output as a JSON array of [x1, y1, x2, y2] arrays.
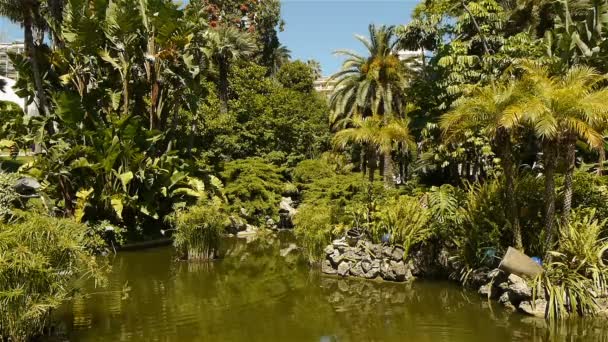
[[52, 234, 608, 342]]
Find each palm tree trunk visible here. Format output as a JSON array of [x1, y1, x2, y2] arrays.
[[543, 142, 558, 251], [49, 0, 65, 49], [218, 61, 229, 114], [368, 147, 376, 183], [562, 136, 576, 225], [598, 144, 605, 176], [383, 152, 393, 187], [499, 131, 522, 250], [23, 6, 48, 119]]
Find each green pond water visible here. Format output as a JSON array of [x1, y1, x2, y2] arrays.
[[55, 235, 608, 342]]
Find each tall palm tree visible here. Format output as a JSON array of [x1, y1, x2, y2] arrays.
[[329, 24, 415, 186], [517, 63, 608, 247], [329, 24, 408, 124], [306, 59, 322, 79], [267, 44, 291, 76], [441, 83, 526, 250], [333, 115, 416, 183], [205, 26, 256, 113], [0, 0, 48, 117]]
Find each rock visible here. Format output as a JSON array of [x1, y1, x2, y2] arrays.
[[322, 260, 336, 275], [324, 245, 335, 256], [236, 225, 257, 238], [343, 250, 362, 261], [328, 252, 343, 266], [265, 217, 277, 229], [506, 274, 532, 303], [467, 267, 491, 289], [337, 262, 351, 277], [519, 299, 548, 318], [390, 260, 410, 281], [279, 197, 297, 216], [391, 246, 405, 261], [280, 243, 298, 257], [498, 292, 516, 311], [278, 197, 297, 228], [381, 260, 397, 281], [364, 266, 380, 279], [488, 269, 509, 284], [479, 284, 493, 298], [240, 207, 249, 217], [361, 260, 372, 273], [350, 262, 365, 277], [228, 215, 246, 233], [13, 177, 40, 196], [332, 239, 349, 252], [382, 246, 393, 258]]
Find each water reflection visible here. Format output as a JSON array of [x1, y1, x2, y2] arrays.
[[53, 236, 608, 342]]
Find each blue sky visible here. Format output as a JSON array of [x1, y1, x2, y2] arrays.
[[0, 0, 419, 76], [280, 1, 418, 75]]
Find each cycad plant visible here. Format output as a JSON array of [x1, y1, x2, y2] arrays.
[[333, 115, 416, 184], [441, 82, 526, 250], [516, 63, 608, 246]]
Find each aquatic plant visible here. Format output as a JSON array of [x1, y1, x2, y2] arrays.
[[293, 204, 335, 263], [0, 213, 107, 341], [171, 200, 229, 260]]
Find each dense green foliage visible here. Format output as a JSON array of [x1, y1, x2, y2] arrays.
[[221, 158, 285, 225], [4, 0, 608, 327]]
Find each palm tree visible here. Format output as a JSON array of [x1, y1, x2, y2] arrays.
[[0, 0, 48, 117], [205, 26, 256, 113], [306, 59, 322, 79], [329, 24, 415, 186], [333, 115, 416, 183], [267, 44, 291, 76], [441, 83, 526, 250], [517, 63, 608, 247], [329, 24, 409, 124]]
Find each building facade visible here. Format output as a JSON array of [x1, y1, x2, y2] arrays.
[[0, 42, 24, 80]]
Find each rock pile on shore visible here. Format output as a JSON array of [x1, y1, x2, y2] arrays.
[[321, 238, 416, 282]]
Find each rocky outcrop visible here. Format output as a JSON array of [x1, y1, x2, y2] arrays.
[[322, 238, 415, 282], [278, 197, 297, 229]]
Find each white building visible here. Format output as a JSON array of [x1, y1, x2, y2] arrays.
[[0, 42, 24, 80]]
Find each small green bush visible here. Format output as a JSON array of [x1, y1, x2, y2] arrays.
[[221, 158, 285, 225], [0, 214, 106, 341], [171, 200, 229, 260]]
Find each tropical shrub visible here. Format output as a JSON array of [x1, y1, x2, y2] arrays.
[[533, 209, 608, 319], [171, 200, 229, 261], [452, 180, 508, 272], [0, 214, 106, 341], [221, 158, 285, 225], [374, 196, 432, 256]]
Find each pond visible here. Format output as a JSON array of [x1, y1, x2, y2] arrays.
[[55, 235, 608, 342]]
